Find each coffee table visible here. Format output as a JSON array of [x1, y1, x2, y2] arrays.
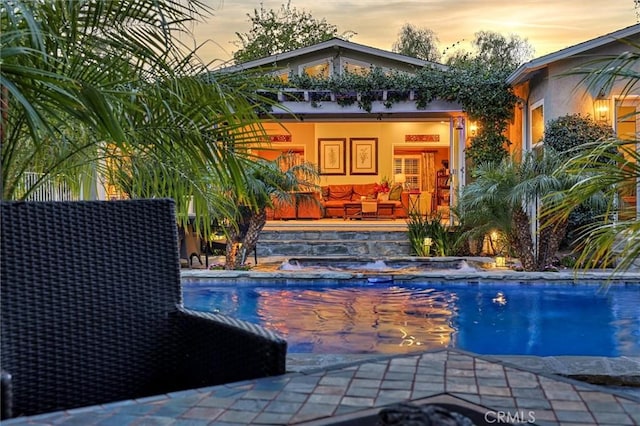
[[343, 201, 396, 220]]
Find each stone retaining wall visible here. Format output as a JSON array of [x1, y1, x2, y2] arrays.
[[257, 229, 412, 257]]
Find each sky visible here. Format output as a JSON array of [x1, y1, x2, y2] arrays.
[[189, 0, 638, 67]]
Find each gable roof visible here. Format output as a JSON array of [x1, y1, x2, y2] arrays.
[[217, 37, 445, 73], [507, 24, 640, 85]]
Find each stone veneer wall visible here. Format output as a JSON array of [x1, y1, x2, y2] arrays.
[[257, 229, 411, 257]]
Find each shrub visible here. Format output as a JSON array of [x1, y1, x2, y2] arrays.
[[543, 114, 614, 153], [406, 212, 464, 256], [543, 114, 615, 249]]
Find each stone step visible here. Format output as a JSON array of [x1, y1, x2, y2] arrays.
[[259, 229, 408, 241], [257, 239, 411, 257], [257, 229, 412, 257]]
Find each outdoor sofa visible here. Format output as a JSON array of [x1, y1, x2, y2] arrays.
[[0, 199, 287, 419]]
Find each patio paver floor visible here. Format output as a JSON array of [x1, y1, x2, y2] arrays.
[[4, 349, 639, 425]]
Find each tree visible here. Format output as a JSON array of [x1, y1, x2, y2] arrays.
[[446, 30, 534, 72], [221, 154, 319, 269], [457, 149, 584, 271], [233, 1, 354, 64], [392, 24, 441, 62], [1, 0, 278, 229], [546, 139, 637, 270]]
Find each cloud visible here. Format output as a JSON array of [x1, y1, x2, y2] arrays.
[[193, 0, 637, 63]]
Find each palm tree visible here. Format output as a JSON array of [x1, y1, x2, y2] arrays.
[[220, 154, 320, 269], [545, 44, 640, 271], [457, 148, 583, 271], [1, 0, 276, 226], [546, 138, 639, 270]]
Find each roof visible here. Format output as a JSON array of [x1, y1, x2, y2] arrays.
[[507, 24, 640, 85], [216, 37, 445, 73]]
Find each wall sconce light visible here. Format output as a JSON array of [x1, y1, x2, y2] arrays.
[[469, 122, 478, 137], [495, 255, 506, 268], [594, 97, 610, 124], [453, 116, 465, 130]]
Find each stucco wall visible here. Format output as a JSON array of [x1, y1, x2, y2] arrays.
[[528, 39, 639, 124]]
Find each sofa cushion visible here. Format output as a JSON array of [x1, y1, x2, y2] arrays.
[[327, 185, 353, 201], [388, 184, 403, 201], [351, 183, 377, 200]]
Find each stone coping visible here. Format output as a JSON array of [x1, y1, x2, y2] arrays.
[[181, 256, 640, 283]]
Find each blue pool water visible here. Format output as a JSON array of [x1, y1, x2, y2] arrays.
[[182, 281, 640, 356]]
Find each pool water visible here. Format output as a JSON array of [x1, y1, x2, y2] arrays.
[[182, 281, 640, 356]]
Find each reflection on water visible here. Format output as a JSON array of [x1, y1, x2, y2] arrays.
[[182, 282, 640, 356], [258, 287, 457, 354]]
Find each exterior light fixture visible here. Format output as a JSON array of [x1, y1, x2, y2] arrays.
[[423, 237, 433, 256], [495, 255, 506, 268], [594, 95, 610, 124], [453, 116, 465, 130], [469, 122, 478, 136]]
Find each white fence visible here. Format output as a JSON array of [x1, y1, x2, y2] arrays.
[[16, 172, 81, 201]]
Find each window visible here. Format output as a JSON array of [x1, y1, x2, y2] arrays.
[[271, 71, 289, 83], [341, 58, 372, 75], [301, 59, 331, 78], [393, 156, 421, 190], [615, 98, 639, 220], [530, 100, 544, 149]]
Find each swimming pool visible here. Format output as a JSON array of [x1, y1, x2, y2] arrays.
[[182, 281, 640, 357]]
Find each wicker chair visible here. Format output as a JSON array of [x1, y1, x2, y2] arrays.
[[0, 199, 287, 420]]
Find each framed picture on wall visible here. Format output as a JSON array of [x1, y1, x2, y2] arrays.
[[318, 138, 346, 175], [350, 138, 378, 175]]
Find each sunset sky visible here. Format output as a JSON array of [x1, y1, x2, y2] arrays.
[[189, 0, 637, 67]]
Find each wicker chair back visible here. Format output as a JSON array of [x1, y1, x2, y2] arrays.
[[0, 199, 286, 419]]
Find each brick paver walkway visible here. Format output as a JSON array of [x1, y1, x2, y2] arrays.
[[4, 350, 639, 425]]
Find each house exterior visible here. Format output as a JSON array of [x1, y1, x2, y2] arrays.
[[507, 23, 640, 219], [219, 38, 469, 218]]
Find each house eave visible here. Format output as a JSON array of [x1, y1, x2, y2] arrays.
[[216, 37, 447, 73], [507, 23, 640, 85]]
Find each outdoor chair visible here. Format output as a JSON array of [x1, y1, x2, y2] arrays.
[[0, 199, 287, 420]]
